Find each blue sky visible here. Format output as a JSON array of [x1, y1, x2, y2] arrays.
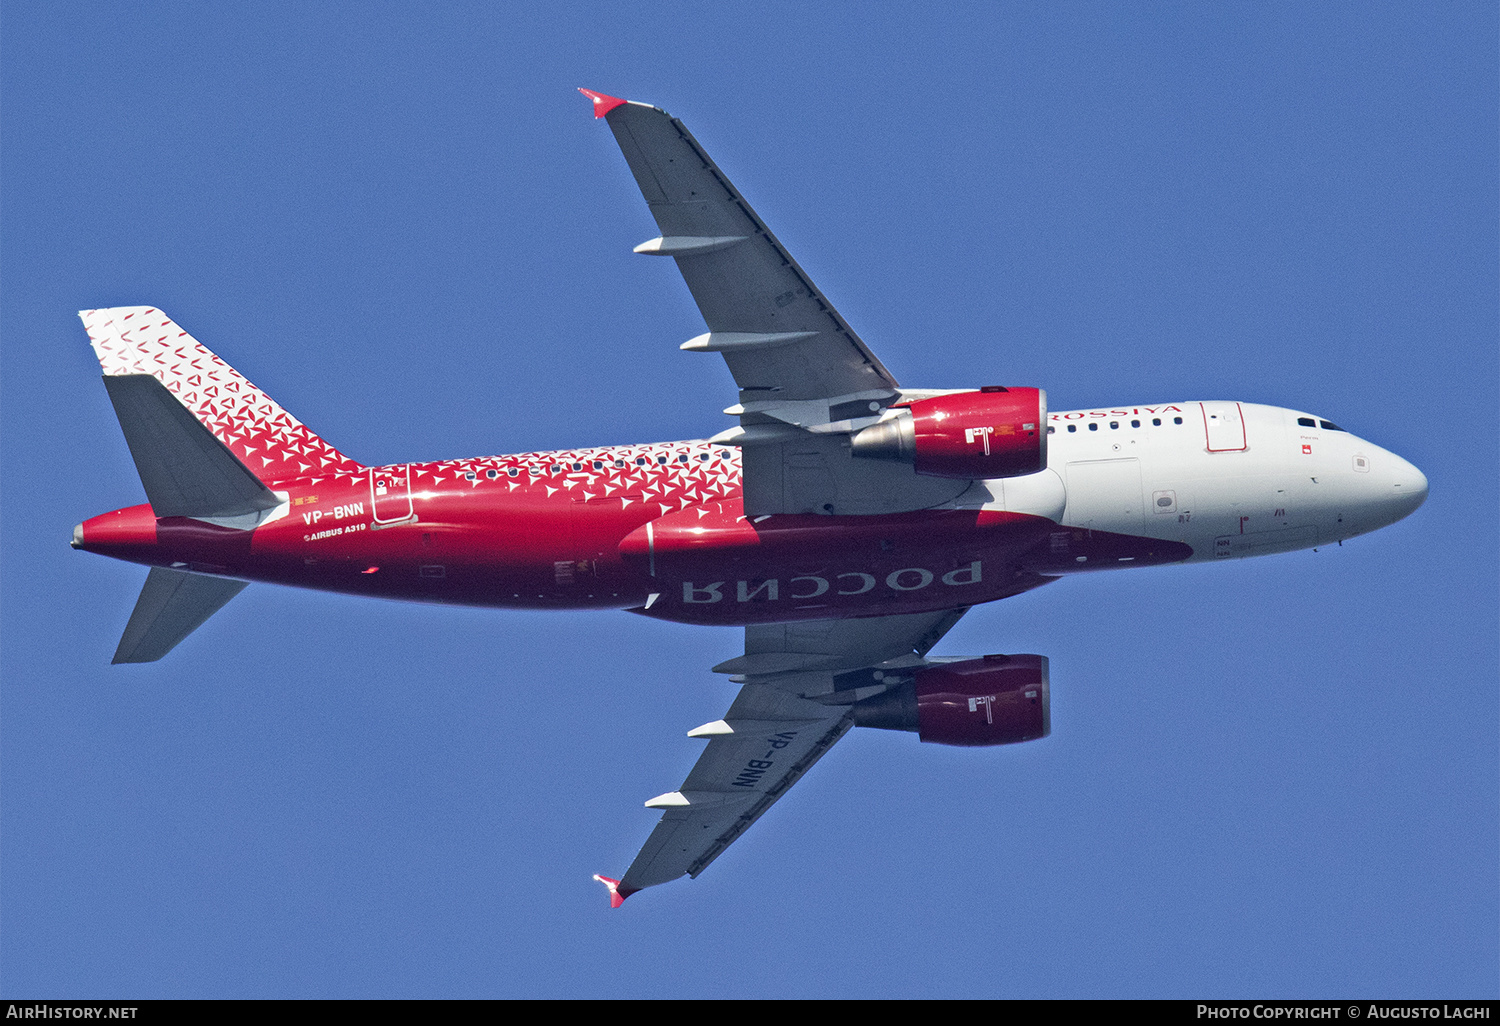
[[3, 2, 1495, 998]]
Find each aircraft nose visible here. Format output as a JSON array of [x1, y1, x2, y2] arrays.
[[1388, 455, 1429, 520]]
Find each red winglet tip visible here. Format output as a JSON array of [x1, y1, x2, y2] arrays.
[[593, 874, 636, 908], [578, 88, 628, 119]]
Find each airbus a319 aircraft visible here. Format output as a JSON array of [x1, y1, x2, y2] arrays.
[[72, 90, 1428, 906]]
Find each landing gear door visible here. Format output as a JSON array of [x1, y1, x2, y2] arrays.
[[1201, 402, 1248, 452], [370, 465, 414, 525]]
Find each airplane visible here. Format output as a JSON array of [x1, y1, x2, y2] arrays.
[[70, 89, 1429, 908]]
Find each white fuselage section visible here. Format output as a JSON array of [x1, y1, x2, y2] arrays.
[[983, 401, 1427, 566]]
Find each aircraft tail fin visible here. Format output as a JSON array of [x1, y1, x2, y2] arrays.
[[112, 567, 248, 664], [81, 307, 364, 487]]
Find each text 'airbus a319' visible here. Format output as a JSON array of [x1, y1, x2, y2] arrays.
[[71, 89, 1428, 906]]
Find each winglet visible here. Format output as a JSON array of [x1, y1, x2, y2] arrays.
[[592, 874, 637, 909], [578, 88, 628, 119]]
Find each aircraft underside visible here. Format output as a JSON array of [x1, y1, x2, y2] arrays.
[[70, 90, 1426, 905]]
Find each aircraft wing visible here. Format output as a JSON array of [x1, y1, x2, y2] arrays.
[[584, 90, 971, 516], [597, 606, 968, 905], [583, 89, 897, 405]]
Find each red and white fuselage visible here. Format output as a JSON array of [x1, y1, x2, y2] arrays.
[[69, 89, 1431, 903], [76, 399, 1427, 626]]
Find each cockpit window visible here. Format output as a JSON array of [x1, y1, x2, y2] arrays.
[[1319, 420, 1344, 431], [1297, 417, 1316, 427]]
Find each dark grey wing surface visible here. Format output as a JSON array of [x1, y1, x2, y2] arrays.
[[615, 686, 850, 894], [607, 607, 969, 900], [586, 91, 970, 516], [591, 93, 898, 405], [101, 374, 281, 521], [111, 568, 248, 664]]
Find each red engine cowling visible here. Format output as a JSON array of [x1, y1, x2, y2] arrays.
[[851, 654, 1049, 747], [850, 387, 1047, 479]]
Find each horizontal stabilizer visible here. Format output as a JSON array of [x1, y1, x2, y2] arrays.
[[102, 374, 282, 520], [112, 567, 248, 664]]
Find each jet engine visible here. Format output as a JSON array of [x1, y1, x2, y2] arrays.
[[851, 654, 1049, 746], [850, 387, 1046, 479]]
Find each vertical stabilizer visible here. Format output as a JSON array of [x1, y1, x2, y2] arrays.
[[81, 307, 364, 485], [112, 567, 248, 664]]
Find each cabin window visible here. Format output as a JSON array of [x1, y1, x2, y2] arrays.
[[1130, 419, 1140, 428], [615, 459, 626, 468], [635, 457, 646, 466], [464, 472, 476, 481], [1110, 422, 1119, 429], [1173, 417, 1183, 425], [677, 454, 689, 463], [485, 469, 497, 479], [592, 460, 603, 470], [699, 453, 710, 461], [1067, 424, 1077, 433], [507, 468, 519, 477], [657, 455, 668, 465], [1088, 423, 1099, 431], [1152, 418, 1161, 426]]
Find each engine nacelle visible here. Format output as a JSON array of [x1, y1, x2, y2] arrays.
[[851, 654, 1049, 747], [850, 387, 1047, 479]]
